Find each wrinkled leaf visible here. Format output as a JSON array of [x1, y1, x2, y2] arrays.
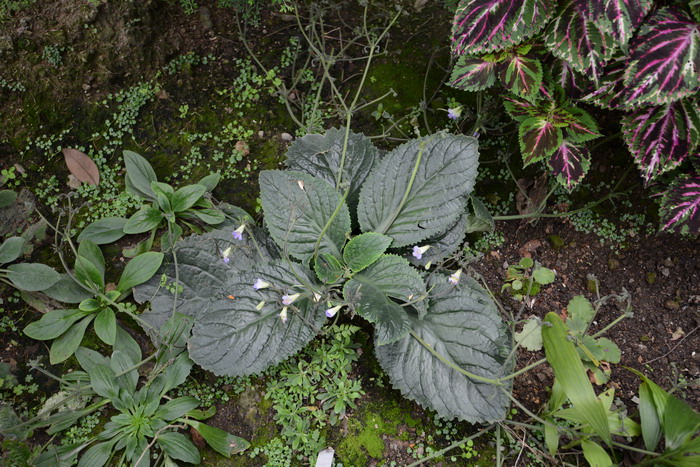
[[344, 280, 411, 346], [597, 0, 653, 49], [62, 148, 100, 186], [314, 253, 345, 284], [407, 212, 468, 268], [343, 233, 392, 273], [465, 195, 494, 233]]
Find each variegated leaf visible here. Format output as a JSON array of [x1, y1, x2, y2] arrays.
[[519, 117, 564, 165], [622, 99, 700, 182], [579, 60, 628, 109], [548, 141, 591, 191], [544, 0, 617, 81], [498, 55, 543, 98], [592, 0, 654, 49], [550, 59, 591, 99], [565, 107, 602, 143], [504, 96, 539, 122], [452, 0, 557, 55], [660, 174, 700, 234], [449, 55, 498, 91], [623, 8, 700, 106]]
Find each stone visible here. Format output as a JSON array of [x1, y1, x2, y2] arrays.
[[281, 132, 294, 142]]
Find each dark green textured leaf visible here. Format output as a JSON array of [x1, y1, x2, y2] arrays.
[[123, 207, 164, 234], [117, 252, 164, 293], [7, 263, 60, 291], [343, 233, 392, 272], [260, 170, 350, 262], [375, 281, 511, 422], [188, 260, 325, 376], [284, 128, 379, 215], [77, 217, 127, 245], [406, 212, 468, 268], [313, 253, 345, 284], [344, 280, 410, 345], [123, 150, 157, 200], [0, 236, 24, 265], [50, 316, 94, 364], [357, 133, 479, 247]]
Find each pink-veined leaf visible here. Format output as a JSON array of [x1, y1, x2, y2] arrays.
[[660, 174, 700, 234], [565, 107, 602, 143], [622, 99, 700, 182], [579, 60, 629, 109], [519, 117, 564, 165], [62, 148, 100, 186], [504, 96, 539, 122], [550, 59, 591, 99], [449, 55, 498, 91], [498, 55, 543, 99], [623, 7, 700, 106], [548, 141, 591, 191], [592, 0, 654, 49], [452, 0, 556, 55], [544, 0, 618, 81]]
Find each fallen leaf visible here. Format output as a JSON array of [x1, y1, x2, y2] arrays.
[[235, 141, 250, 155], [671, 327, 685, 340], [63, 148, 100, 185], [519, 239, 542, 257], [516, 173, 548, 217], [190, 426, 206, 449]]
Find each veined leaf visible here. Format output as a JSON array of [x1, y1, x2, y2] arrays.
[[638, 381, 662, 451], [343, 233, 392, 272], [24, 309, 91, 341], [188, 260, 325, 376], [260, 170, 350, 262], [314, 253, 345, 284], [498, 55, 542, 98], [43, 274, 94, 303], [171, 184, 206, 213], [284, 128, 379, 216], [123, 150, 157, 200], [519, 117, 563, 165], [452, 0, 556, 55], [157, 432, 201, 464], [579, 61, 628, 109], [623, 8, 700, 106], [117, 252, 165, 292], [123, 207, 164, 234], [659, 174, 700, 234], [408, 211, 468, 267], [344, 280, 411, 346], [6, 263, 60, 291], [504, 96, 539, 122], [375, 280, 511, 422], [548, 141, 591, 191], [565, 107, 601, 143], [622, 99, 700, 182], [62, 148, 100, 186], [357, 133, 479, 247], [549, 58, 591, 99], [182, 420, 250, 457], [544, 0, 617, 81], [449, 55, 498, 91], [581, 439, 613, 467], [78, 240, 105, 281], [596, 0, 653, 50]]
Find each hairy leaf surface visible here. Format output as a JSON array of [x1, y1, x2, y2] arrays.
[[375, 280, 511, 422], [188, 260, 324, 376], [357, 133, 478, 247], [406, 212, 468, 266], [452, 0, 556, 55], [622, 99, 700, 182], [344, 280, 410, 346], [449, 55, 498, 91], [260, 170, 350, 262]]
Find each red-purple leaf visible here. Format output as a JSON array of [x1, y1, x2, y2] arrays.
[[550, 59, 591, 99], [544, 0, 617, 81], [449, 55, 497, 91], [504, 96, 539, 122], [519, 117, 563, 165], [579, 60, 629, 109], [452, 0, 556, 55], [498, 55, 543, 98], [565, 107, 602, 143], [62, 148, 100, 186], [594, 0, 654, 49], [660, 174, 700, 234], [623, 7, 700, 106], [622, 99, 700, 182], [548, 141, 591, 191]]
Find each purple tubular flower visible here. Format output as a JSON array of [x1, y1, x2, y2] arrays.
[[253, 278, 270, 290], [412, 245, 430, 260]]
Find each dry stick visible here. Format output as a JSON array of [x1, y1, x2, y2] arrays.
[[642, 325, 699, 365]]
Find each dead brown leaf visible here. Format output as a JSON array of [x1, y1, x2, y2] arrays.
[[516, 173, 549, 217], [63, 148, 100, 186], [671, 327, 685, 341], [235, 141, 250, 155]]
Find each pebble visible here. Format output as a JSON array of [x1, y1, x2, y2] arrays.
[[661, 267, 670, 277], [281, 132, 294, 142]]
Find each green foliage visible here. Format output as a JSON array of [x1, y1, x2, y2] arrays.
[[501, 257, 556, 300]]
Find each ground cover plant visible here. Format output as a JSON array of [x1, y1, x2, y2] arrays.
[[0, 0, 699, 466]]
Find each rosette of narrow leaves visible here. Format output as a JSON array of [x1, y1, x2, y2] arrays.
[[659, 174, 700, 234], [25, 240, 163, 363]]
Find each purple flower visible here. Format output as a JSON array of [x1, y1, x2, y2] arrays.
[[448, 269, 462, 286], [253, 278, 270, 290], [281, 293, 300, 306], [412, 245, 431, 260], [221, 247, 232, 264], [232, 224, 246, 241], [447, 107, 462, 120], [325, 305, 342, 318]]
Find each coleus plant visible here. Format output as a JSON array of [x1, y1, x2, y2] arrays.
[[449, 0, 700, 233], [135, 128, 513, 423]]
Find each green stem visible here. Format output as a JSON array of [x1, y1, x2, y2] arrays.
[[499, 358, 547, 382], [312, 188, 349, 262], [114, 353, 156, 378], [406, 424, 495, 467]]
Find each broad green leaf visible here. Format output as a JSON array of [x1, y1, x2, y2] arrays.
[[514, 317, 543, 351], [344, 280, 410, 345], [192, 208, 226, 225], [182, 420, 250, 457], [123, 207, 164, 234], [94, 308, 116, 345], [343, 233, 392, 272], [6, 263, 60, 291], [24, 309, 90, 340], [75, 346, 109, 371], [88, 363, 120, 399], [43, 274, 93, 303], [544, 417, 559, 455], [567, 295, 595, 335], [155, 397, 200, 421], [198, 172, 220, 192], [581, 439, 612, 467], [171, 184, 206, 213], [188, 260, 325, 376], [153, 185, 172, 213], [375, 281, 511, 422], [33, 443, 84, 467], [79, 298, 101, 312], [284, 128, 379, 216], [313, 252, 345, 284], [639, 381, 662, 452], [78, 440, 116, 467], [357, 133, 479, 247], [465, 195, 494, 233], [110, 350, 138, 394], [160, 223, 183, 252], [132, 226, 277, 340], [578, 336, 621, 364], [0, 236, 24, 265], [123, 150, 157, 200], [348, 255, 427, 317], [533, 267, 555, 285], [157, 352, 194, 396], [406, 213, 468, 268], [542, 312, 611, 445], [115, 325, 142, 364], [157, 431, 201, 464], [123, 228, 156, 258], [150, 181, 174, 196], [78, 217, 127, 245], [0, 189, 17, 208], [260, 170, 350, 262], [117, 252, 165, 292], [78, 240, 105, 282], [50, 316, 94, 364], [74, 256, 104, 292]]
